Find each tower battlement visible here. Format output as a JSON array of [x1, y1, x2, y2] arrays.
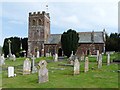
[[29, 11, 50, 18]]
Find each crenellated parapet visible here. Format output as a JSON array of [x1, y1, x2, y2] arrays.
[[29, 11, 50, 18]]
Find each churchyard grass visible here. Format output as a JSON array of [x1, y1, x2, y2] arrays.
[[1, 54, 119, 88]]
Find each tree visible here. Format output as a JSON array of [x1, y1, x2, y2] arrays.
[[105, 33, 120, 52], [0, 46, 2, 54], [61, 29, 79, 57], [3, 37, 21, 57], [21, 38, 28, 56]]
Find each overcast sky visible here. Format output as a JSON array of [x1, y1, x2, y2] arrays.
[[0, 0, 119, 46]]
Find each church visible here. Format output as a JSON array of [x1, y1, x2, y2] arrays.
[[28, 11, 106, 57]]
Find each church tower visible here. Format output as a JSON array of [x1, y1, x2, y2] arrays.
[[28, 11, 50, 57]]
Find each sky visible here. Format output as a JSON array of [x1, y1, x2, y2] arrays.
[[0, 0, 119, 46]]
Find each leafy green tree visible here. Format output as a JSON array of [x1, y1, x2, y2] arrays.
[[61, 29, 79, 57]]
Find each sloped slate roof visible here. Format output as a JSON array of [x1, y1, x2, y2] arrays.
[[78, 32, 104, 43], [47, 34, 61, 44], [46, 31, 104, 44]]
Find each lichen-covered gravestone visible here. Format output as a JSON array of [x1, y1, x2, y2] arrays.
[[98, 54, 102, 68], [84, 57, 89, 72], [23, 58, 31, 75], [74, 58, 80, 75], [38, 60, 48, 83], [107, 53, 110, 65]]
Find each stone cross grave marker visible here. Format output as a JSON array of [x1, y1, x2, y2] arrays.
[[38, 60, 48, 83], [54, 53, 58, 62], [74, 57, 80, 75], [23, 58, 31, 75], [98, 54, 102, 68], [8, 66, 15, 77], [107, 53, 110, 65], [31, 55, 37, 73], [84, 57, 89, 72], [8, 39, 12, 58]]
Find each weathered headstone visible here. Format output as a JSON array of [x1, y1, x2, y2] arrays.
[[46, 53, 49, 57], [23, 58, 31, 75], [31, 55, 37, 73], [107, 53, 110, 65], [38, 60, 48, 83], [8, 66, 14, 77], [12, 54, 16, 61], [54, 53, 58, 62], [84, 57, 89, 72], [96, 50, 99, 61], [0, 54, 5, 66], [37, 51, 39, 58], [74, 57, 80, 75], [98, 54, 102, 68]]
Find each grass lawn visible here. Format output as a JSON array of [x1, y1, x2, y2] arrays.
[[1, 54, 119, 88]]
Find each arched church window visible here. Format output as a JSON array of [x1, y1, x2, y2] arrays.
[[33, 19, 36, 25], [38, 19, 42, 25]]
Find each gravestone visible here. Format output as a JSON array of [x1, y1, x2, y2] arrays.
[[84, 57, 89, 72], [23, 58, 31, 75], [38, 60, 48, 83], [69, 51, 74, 60], [0, 54, 5, 66], [12, 54, 16, 61], [74, 57, 80, 75], [98, 54, 102, 68], [41, 49, 44, 57], [97, 50, 99, 61], [46, 53, 49, 57], [37, 51, 39, 58], [31, 55, 37, 73], [54, 53, 58, 62], [81, 52, 85, 61], [107, 53, 110, 65], [8, 66, 14, 77]]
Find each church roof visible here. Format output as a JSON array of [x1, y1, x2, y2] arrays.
[[46, 31, 104, 44], [47, 34, 61, 44], [78, 32, 104, 43]]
